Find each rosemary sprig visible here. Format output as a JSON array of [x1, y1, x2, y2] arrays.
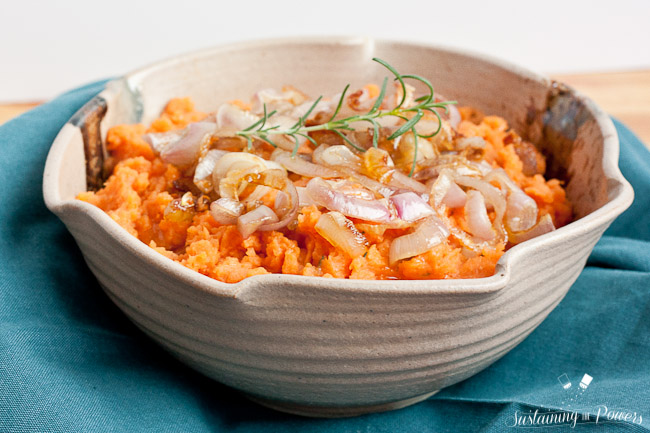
[[236, 58, 456, 176]]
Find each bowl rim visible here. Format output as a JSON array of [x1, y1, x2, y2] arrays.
[[43, 36, 635, 299]]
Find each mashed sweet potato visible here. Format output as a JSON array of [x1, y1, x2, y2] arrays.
[[78, 96, 571, 283]]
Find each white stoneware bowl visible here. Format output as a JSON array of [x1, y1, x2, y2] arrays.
[[43, 37, 634, 417]]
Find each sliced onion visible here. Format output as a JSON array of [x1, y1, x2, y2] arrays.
[[483, 167, 518, 190], [442, 181, 467, 208], [336, 168, 397, 198], [390, 192, 434, 222], [210, 198, 244, 225], [160, 122, 217, 166], [346, 87, 374, 112], [251, 88, 289, 113], [464, 190, 495, 241], [312, 145, 361, 169], [271, 148, 339, 178], [430, 169, 506, 252], [256, 179, 299, 232], [315, 211, 368, 258], [291, 99, 333, 120], [297, 187, 316, 207], [217, 103, 260, 131], [251, 88, 306, 114], [430, 170, 454, 207], [483, 168, 538, 232], [306, 177, 392, 223], [389, 217, 448, 264], [325, 179, 375, 200], [384, 82, 416, 110], [414, 117, 442, 137], [213, 152, 285, 189], [428, 173, 494, 252], [388, 170, 428, 195], [509, 213, 555, 244], [394, 133, 434, 172], [416, 164, 479, 182], [447, 104, 461, 129], [193, 149, 228, 193], [243, 185, 272, 203], [144, 130, 183, 154], [415, 154, 484, 181], [437, 211, 491, 253], [456, 136, 486, 150], [237, 205, 279, 238], [417, 138, 435, 161], [434, 93, 461, 129], [264, 115, 307, 150], [472, 160, 494, 175], [376, 116, 401, 128], [455, 175, 507, 239], [345, 127, 398, 148], [274, 190, 290, 214], [334, 87, 384, 120], [506, 189, 538, 232], [219, 168, 299, 234], [362, 147, 394, 182]]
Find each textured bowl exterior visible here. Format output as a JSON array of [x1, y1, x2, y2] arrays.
[[43, 37, 634, 417]]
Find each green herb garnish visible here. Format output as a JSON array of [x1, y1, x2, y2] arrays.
[[236, 58, 456, 176]]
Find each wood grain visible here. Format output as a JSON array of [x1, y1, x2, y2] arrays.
[[0, 102, 41, 125], [1, 70, 649, 146]]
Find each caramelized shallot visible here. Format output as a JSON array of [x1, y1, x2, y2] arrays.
[[312, 145, 361, 169], [390, 192, 434, 222], [443, 182, 467, 208], [237, 205, 279, 238], [297, 187, 316, 207], [464, 190, 495, 241], [271, 149, 339, 178], [506, 189, 538, 232], [213, 152, 285, 197], [306, 177, 392, 223], [217, 103, 260, 131], [389, 170, 428, 195], [210, 198, 244, 225], [144, 130, 183, 154], [333, 168, 397, 198], [455, 175, 507, 239], [315, 211, 368, 258], [194, 149, 227, 193], [447, 104, 461, 129], [389, 217, 449, 264], [483, 168, 538, 232], [256, 180, 299, 232], [160, 122, 217, 166], [251, 88, 306, 115], [509, 213, 555, 244]]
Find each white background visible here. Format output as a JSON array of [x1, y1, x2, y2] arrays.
[[2, 0, 649, 102]]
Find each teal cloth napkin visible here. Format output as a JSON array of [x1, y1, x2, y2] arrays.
[[1, 82, 649, 433]]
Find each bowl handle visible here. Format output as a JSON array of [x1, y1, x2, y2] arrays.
[[69, 95, 108, 192]]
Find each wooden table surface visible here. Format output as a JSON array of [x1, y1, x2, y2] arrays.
[[2, 70, 649, 146]]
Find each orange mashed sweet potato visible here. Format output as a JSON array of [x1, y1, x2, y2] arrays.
[[78, 98, 572, 283]]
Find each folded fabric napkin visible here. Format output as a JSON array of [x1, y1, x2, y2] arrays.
[[1, 82, 648, 433]]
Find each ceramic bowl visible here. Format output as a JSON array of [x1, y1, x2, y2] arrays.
[[43, 37, 634, 417]]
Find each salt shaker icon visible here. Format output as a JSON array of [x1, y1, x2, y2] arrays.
[[558, 374, 572, 389], [579, 374, 593, 389]]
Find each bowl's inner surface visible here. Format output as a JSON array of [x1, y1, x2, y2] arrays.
[[69, 39, 611, 220]]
